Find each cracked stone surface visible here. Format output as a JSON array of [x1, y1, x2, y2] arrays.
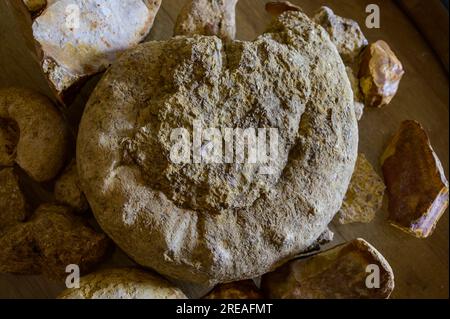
[[77, 11, 358, 285]]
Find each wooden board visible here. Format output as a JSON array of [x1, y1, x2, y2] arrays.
[[0, 0, 448, 299]]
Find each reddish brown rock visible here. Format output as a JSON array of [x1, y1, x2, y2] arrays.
[[381, 120, 449, 238], [261, 238, 395, 299], [359, 40, 405, 108]]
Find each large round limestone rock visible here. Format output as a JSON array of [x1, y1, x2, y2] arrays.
[[77, 12, 358, 285]]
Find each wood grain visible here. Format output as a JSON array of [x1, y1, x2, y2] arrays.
[[0, 0, 448, 299]]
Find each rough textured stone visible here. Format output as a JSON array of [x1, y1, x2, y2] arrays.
[[338, 153, 385, 224], [77, 12, 358, 285], [54, 160, 89, 213], [174, 0, 238, 40], [58, 268, 187, 299], [0, 168, 28, 234], [0, 204, 111, 280], [0, 87, 68, 182], [313, 7, 368, 120], [313, 6, 368, 65], [381, 120, 449, 238], [359, 40, 405, 108], [203, 280, 262, 299], [261, 238, 395, 299], [32, 0, 161, 95], [345, 66, 365, 121]]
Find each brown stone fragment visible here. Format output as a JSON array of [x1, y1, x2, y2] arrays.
[[54, 160, 89, 213], [203, 280, 263, 299], [0, 168, 29, 234], [174, 0, 238, 40], [381, 120, 449, 238], [261, 238, 395, 299], [359, 40, 405, 108], [338, 153, 385, 224], [265, 1, 302, 17], [0, 204, 111, 280]]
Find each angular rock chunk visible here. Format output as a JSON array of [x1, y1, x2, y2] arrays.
[[313, 6, 368, 65], [359, 40, 405, 108], [58, 268, 187, 299], [174, 0, 238, 40], [261, 238, 395, 299], [0, 204, 111, 280], [381, 120, 449, 238], [0, 87, 68, 182], [54, 160, 89, 213], [265, 1, 302, 16], [203, 280, 262, 299], [32, 0, 161, 99], [0, 168, 29, 234], [338, 153, 385, 224]]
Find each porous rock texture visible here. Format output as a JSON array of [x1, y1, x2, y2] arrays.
[[338, 153, 385, 224], [313, 6, 368, 65], [77, 12, 358, 285], [0, 204, 111, 280], [32, 0, 161, 95], [313, 7, 368, 120], [58, 268, 187, 299], [174, 0, 238, 40]]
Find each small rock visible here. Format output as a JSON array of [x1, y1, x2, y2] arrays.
[[338, 153, 385, 224], [0, 204, 111, 280], [359, 40, 405, 108], [203, 280, 262, 299], [261, 238, 395, 299], [381, 120, 449, 238], [174, 0, 238, 40], [313, 6, 368, 64], [32, 0, 161, 97], [54, 160, 89, 213]]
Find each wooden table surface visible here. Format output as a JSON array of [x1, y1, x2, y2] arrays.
[[0, 0, 448, 299]]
